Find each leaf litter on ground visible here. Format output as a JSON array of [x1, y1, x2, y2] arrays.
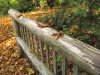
[[0, 15, 34, 75]]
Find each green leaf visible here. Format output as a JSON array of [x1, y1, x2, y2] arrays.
[[84, 34, 90, 39], [57, 56, 61, 63]]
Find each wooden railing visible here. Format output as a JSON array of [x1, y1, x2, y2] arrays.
[[8, 9, 100, 75]]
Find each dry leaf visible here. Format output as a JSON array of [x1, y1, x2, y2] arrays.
[[9, 66, 14, 72], [58, 31, 64, 38], [52, 31, 64, 40], [15, 13, 23, 18], [69, 25, 79, 34], [52, 33, 58, 36], [52, 33, 59, 40], [87, 30, 94, 34], [19, 66, 24, 71], [67, 60, 73, 65], [37, 22, 50, 28]]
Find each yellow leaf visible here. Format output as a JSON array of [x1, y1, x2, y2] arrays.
[[15, 13, 23, 18], [19, 66, 24, 71], [9, 66, 14, 72]]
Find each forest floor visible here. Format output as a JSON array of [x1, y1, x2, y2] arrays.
[[0, 9, 46, 75]]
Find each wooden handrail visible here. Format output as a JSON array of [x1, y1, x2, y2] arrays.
[[8, 9, 100, 75]]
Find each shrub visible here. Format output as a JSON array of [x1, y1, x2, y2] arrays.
[[16, 0, 35, 12], [37, 1, 100, 49], [37, 7, 68, 31], [0, 0, 34, 15]]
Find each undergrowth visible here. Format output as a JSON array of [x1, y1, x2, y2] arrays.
[[37, 4, 100, 49]]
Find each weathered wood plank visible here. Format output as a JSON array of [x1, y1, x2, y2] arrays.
[[46, 44, 50, 67], [53, 49, 57, 75], [11, 19, 24, 57], [26, 29, 30, 47], [20, 25, 25, 40], [39, 40, 44, 62], [30, 32, 34, 49], [73, 64, 78, 75], [34, 36, 38, 55], [62, 57, 67, 75], [16, 37, 54, 75], [23, 27, 27, 43], [8, 9, 100, 75], [31, 35, 34, 50]]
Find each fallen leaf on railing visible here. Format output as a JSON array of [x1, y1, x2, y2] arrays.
[[37, 22, 50, 28], [15, 13, 23, 18], [52, 31, 64, 40], [52, 33, 58, 36]]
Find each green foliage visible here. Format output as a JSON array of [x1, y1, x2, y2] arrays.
[[57, 55, 62, 66], [38, 0, 69, 9], [10, 0, 18, 5], [0, 0, 11, 14], [62, 0, 100, 48], [39, 0, 47, 9], [67, 1, 100, 37], [38, 0, 55, 9], [0, 0, 34, 15], [37, 1, 100, 49], [37, 7, 68, 31], [16, 0, 34, 12], [57, 0, 66, 5]]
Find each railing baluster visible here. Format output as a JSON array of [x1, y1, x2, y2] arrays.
[[53, 49, 57, 75], [26, 29, 29, 45], [23, 27, 27, 42], [19, 25, 23, 38], [34, 36, 38, 55], [31, 35, 35, 51], [46, 44, 50, 67], [22, 27, 25, 41], [34, 67, 39, 75], [26, 29, 28, 45], [39, 40, 44, 62], [29, 32, 32, 49], [20, 25, 24, 40], [27, 30, 31, 47], [73, 64, 79, 75], [62, 56, 67, 75]]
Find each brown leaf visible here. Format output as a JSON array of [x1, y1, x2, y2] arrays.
[[52, 33, 58, 36], [52, 33, 59, 40], [87, 30, 94, 34], [37, 22, 50, 28], [52, 31, 64, 40], [67, 60, 73, 65], [58, 31, 64, 38]]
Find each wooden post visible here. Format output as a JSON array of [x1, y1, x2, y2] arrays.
[[11, 19, 24, 57]]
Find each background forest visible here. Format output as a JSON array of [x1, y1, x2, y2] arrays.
[[1, 0, 100, 49]]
